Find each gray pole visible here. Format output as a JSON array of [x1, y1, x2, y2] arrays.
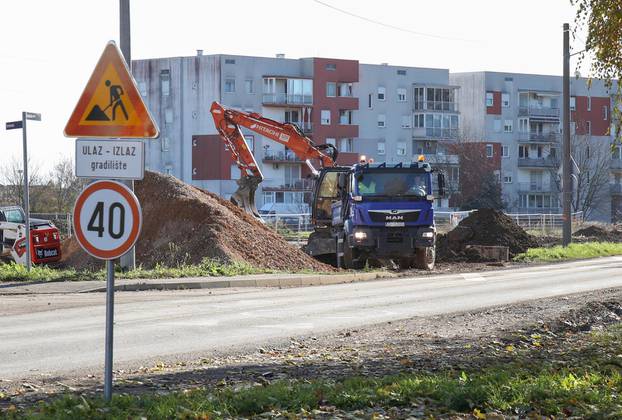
[[104, 260, 115, 402], [21, 112, 31, 271], [562, 23, 572, 246], [119, 0, 136, 271]]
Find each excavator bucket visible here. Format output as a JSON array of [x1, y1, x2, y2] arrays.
[[230, 175, 262, 219]]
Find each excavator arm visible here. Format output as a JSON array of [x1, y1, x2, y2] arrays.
[[210, 101, 338, 218]]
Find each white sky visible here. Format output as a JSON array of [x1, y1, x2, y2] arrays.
[[0, 0, 587, 174]]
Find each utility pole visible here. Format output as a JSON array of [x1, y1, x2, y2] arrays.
[[119, 0, 136, 270], [562, 23, 572, 246]]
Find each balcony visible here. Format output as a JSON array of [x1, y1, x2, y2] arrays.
[[413, 101, 458, 113], [286, 121, 312, 134], [518, 182, 558, 193], [517, 157, 560, 168], [518, 107, 560, 119], [262, 151, 303, 163], [517, 132, 561, 143], [262, 93, 313, 106], [611, 159, 622, 170], [423, 154, 459, 165], [611, 184, 622, 194], [412, 128, 459, 140], [262, 179, 315, 191]]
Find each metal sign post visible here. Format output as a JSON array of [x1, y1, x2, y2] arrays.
[[104, 260, 115, 401], [5, 113, 41, 271]]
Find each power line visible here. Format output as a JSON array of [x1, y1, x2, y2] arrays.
[[311, 0, 481, 43]]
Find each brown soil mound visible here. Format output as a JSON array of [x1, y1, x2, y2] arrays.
[[437, 208, 540, 262], [61, 171, 333, 272], [574, 225, 622, 242]]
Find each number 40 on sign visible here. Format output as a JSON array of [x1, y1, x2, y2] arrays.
[[73, 180, 142, 260]]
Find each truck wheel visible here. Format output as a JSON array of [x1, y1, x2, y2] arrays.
[[415, 247, 435, 270], [343, 240, 365, 270]]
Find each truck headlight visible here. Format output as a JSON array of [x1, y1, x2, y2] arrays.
[[354, 231, 367, 240], [421, 231, 434, 238]]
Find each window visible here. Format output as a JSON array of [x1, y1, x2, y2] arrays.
[[321, 110, 331, 125], [413, 113, 424, 128], [401, 115, 411, 128], [396, 142, 406, 156], [570, 96, 576, 111], [165, 108, 173, 124], [368, 94, 373, 109], [339, 110, 353, 125], [326, 82, 336, 97], [338, 83, 353, 97], [245, 135, 254, 152], [550, 147, 557, 158], [502, 145, 509, 158], [225, 58, 236, 64], [161, 136, 170, 152], [603, 105, 609, 120], [326, 138, 336, 146], [263, 192, 275, 205], [377, 114, 386, 128], [339, 138, 353, 152], [486, 92, 494, 107], [165, 166, 173, 175], [377, 141, 385, 155], [486, 144, 494, 158], [397, 88, 407, 102], [504, 120, 513, 132], [377, 86, 386, 101], [586, 120, 591, 135], [224, 78, 235, 93], [493, 119, 501, 132], [503, 175, 512, 183], [160, 70, 170, 96], [502, 93, 510, 108], [518, 117, 528, 133], [245, 79, 254, 94], [325, 63, 336, 71], [397, 69, 407, 76], [587, 96, 592, 111], [414, 87, 424, 110]]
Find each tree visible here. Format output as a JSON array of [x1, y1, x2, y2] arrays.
[[549, 134, 611, 219], [0, 157, 46, 211], [572, 0, 622, 139], [47, 157, 86, 213]]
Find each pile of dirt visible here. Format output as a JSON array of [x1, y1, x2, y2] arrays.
[[61, 171, 333, 272], [437, 208, 540, 262], [574, 225, 622, 242]]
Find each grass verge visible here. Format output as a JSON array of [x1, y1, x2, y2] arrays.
[[6, 325, 622, 418], [514, 241, 622, 262], [0, 258, 273, 282]]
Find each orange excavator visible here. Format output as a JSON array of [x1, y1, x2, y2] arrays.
[[209, 101, 337, 218]]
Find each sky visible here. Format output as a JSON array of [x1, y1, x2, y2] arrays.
[[0, 0, 588, 174]]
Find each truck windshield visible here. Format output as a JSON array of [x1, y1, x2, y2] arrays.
[[356, 171, 429, 197]]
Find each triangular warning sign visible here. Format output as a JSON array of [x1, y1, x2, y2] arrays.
[[64, 41, 159, 138]]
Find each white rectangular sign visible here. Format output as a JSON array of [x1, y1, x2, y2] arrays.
[[76, 139, 144, 180]]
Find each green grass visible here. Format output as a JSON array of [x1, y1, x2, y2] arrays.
[[514, 241, 622, 262], [0, 258, 273, 283], [7, 326, 622, 418]]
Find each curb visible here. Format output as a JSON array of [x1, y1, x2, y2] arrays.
[[82, 271, 399, 292]]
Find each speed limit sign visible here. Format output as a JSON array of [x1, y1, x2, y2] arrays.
[[73, 180, 142, 260]]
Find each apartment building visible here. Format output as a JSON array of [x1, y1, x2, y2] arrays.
[[451, 71, 614, 220], [132, 53, 359, 213]]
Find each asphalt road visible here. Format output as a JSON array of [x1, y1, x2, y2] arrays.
[[2, 257, 622, 380]]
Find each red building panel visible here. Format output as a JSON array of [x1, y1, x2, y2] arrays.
[[192, 135, 233, 180], [312, 58, 360, 146], [486, 91, 502, 115], [572, 96, 610, 136]]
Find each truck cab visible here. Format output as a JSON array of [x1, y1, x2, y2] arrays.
[[307, 160, 445, 269]]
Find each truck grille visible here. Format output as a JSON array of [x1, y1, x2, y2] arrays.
[[386, 230, 404, 243], [368, 209, 420, 224]]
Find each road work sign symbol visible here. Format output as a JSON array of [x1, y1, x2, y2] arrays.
[[64, 41, 159, 139], [73, 180, 142, 260]]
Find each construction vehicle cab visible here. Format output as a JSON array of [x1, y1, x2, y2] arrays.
[[0, 206, 62, 265]]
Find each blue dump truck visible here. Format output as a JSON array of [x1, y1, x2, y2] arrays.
[[306, 158, 446, 270]]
